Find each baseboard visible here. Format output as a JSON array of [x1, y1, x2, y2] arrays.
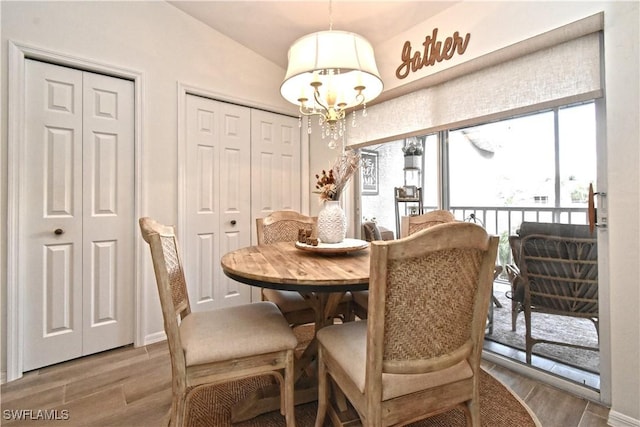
[[608, 410, 640, 427], [143, 331, 167, 346], [1, 371, 6, 385]]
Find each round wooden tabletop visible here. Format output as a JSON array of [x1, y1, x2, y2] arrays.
[[220, 241, 370, 292]]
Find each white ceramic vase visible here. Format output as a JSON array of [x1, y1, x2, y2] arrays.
[[317, 200, 347, 243]]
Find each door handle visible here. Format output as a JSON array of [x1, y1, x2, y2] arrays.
[[54, 228, 64, 235], [230, 220, 237, 226], [588, 183, 607, 233]]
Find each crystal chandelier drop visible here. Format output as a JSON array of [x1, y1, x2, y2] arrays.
[[280, 3, 383, 148]]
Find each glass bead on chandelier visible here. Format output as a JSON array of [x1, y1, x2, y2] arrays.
[[298, 105, 368, 149]]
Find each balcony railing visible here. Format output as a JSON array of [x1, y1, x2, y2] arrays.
[[448, 205, 588, 237], [438, 205, 589, 272]]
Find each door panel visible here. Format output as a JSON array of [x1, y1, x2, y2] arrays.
[[24, 60, 84, 371], [22, 60, 134, 371], [186, 96, 220, 310], [257, 153, 275, 211], [185, 96, 251, 310], [250, 110, 301, 244], [220, 107, 251, 303], [184, 97, 300, 306], [81, 71, 134, 354], [44, 244, 75, 334]]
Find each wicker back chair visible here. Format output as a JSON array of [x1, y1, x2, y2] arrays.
[[353, 210, 457, 320], [257, 210, 316, 245], [400, 209, 456, 238], [352, 221, 395, 319], [257, 210, 352, 326], [315, 222, 499, 427], [139, 217, 297, 426], [508, 222, 599, 363]]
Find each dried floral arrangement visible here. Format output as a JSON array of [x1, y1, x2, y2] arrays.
[[315, 150, 361, 202]]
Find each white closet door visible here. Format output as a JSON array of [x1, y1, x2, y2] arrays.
[[250, 110, 301, 244], [81, 71, 134, 355], [22, 60, 134, 371], [23, 60, 84, 370], [185, 95, 251, 311]]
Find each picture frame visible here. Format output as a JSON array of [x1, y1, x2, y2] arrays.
[[403, 185, 416, 198], [360, 150, 379, 195]]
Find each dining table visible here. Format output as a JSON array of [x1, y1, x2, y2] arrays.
[[220, 239, 370, 423]]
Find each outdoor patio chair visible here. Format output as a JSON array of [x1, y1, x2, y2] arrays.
[[362, 221, 394, 242], [508, 222, 599, 364], [257, 210, 353, 326], [139, 217, 297, 426], [315, 222, 499, 427], [505, 237, 524, 331]]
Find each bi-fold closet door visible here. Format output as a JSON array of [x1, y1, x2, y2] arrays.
[[22, 59, 135, 371], [184, 95, 301, 311]]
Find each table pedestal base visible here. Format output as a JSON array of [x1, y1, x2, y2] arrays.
[[228, 288, 361, 425], [231, 377, 317, 423], [327, 397, 362, 426]]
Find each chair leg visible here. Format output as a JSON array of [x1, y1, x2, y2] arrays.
[[466, 397, 481, 427], [524, 306, 533, 364], [506, 266, 519, 331], [173, 393, 186, 427], [284, 351, 296, 427], [492, 294, 503, 308], [511, 300, 518, 331], [315, 347, 328, 427]]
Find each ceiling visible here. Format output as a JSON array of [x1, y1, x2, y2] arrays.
[[168, 1, 459, 69]]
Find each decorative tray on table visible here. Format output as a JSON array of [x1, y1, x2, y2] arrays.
[[295, 238, 369, 254]]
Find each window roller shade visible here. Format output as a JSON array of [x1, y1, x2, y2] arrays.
[[347, 15, 603, 148]]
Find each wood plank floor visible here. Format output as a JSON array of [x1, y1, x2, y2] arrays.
[[1, 341, 610, 427]]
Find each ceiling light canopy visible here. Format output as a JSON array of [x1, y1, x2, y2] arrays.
[[281, 30, 383, 148]]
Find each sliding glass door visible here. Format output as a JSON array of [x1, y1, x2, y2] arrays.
[[356, 101, 601, 391], [446, 103, 600, 390]]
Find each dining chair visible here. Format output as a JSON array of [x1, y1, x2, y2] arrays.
[[139, 217, 297, 427], [257, 210, 353, 326], [315, 222, 499, 427], [400, 209, 456, 238], [352, 210, 456, 319], [354, 221, 396, 320]]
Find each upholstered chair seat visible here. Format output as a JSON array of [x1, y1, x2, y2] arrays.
[[317, 321, 473, 401], [179, 303, 297, 366], [260, 289, 310, 313]]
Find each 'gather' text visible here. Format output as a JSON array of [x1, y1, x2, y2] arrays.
[[396, 28, 471, 79]]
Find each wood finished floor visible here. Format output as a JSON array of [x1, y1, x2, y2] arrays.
[[1, 341, 610, 427]]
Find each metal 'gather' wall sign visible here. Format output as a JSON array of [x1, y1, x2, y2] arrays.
[[396, 28, 471, 80]]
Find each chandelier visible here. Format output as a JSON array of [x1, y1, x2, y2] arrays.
[[280, 3, 383, 148]]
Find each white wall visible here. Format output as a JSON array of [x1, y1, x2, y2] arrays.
[[310, 1, 639, 424], [599, 3, 640, 424], [0, 0, 297, 377]]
